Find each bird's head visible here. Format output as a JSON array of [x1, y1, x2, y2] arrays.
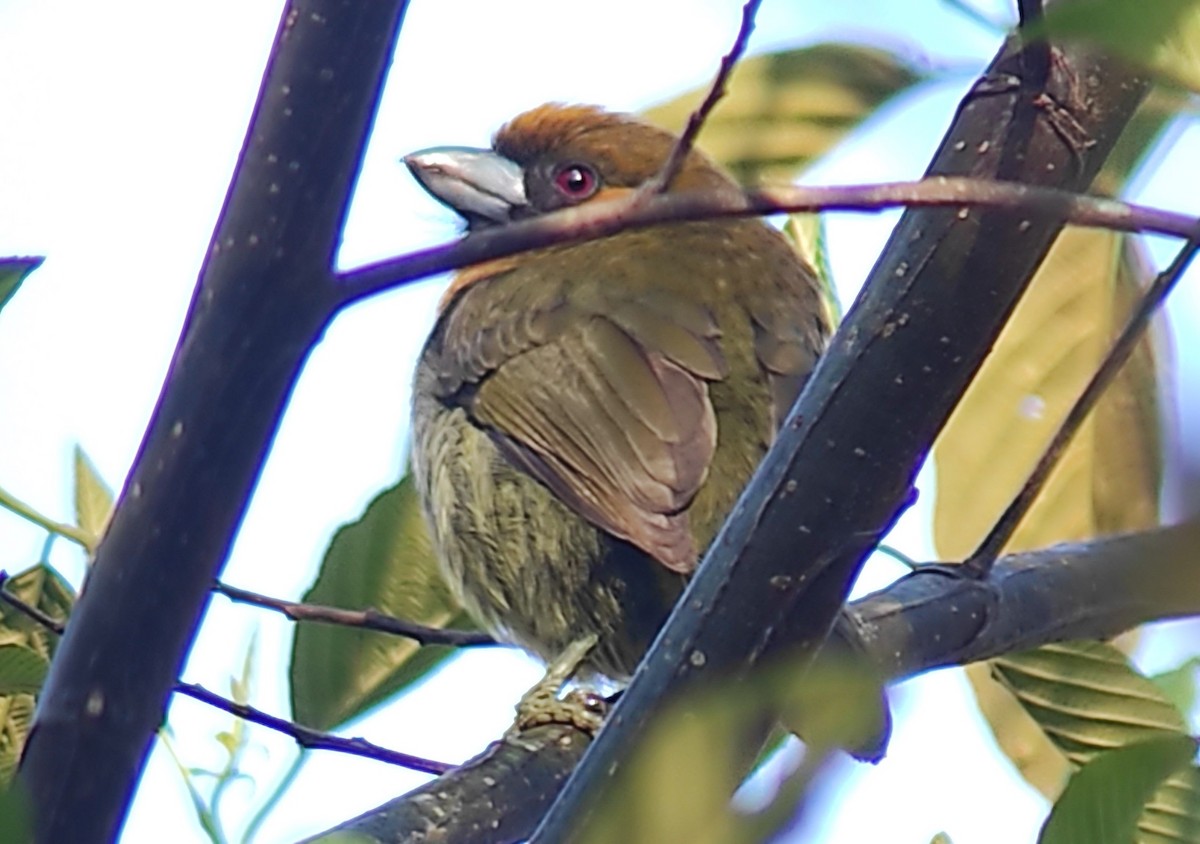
[[405, 103, 736, 230]]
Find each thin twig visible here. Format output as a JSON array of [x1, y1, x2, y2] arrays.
[[335, 176, 1199, 309], [214, 581, 496, 647], [0, 572, 454, 775], [964, 227, 1200, 576], [174, 683, 453, 776], [0, 570, 67, 633], [644, 0, 763, 194], [875, 544, 920, 571]]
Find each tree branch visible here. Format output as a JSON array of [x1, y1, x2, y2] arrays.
[[0, 576, 453, 775], [531, 29, 1151, 843], [849, 522, 1200, 677], [300, 722, 594, 844], [174, 684, 451, 776], [16, 2, 414, 840], [335, 177, 1196, 309], [214, 581, 496, 647], [10, 2, 1170, 839], [310, 522, 1200, 842]]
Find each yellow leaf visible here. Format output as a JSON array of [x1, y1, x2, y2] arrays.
[[72, 445, 114, 551], [643, 43, 924, 184], [934, 229, 1162, 559], [1038, 0, 1200, 95], [932, 228, 1166, 800]]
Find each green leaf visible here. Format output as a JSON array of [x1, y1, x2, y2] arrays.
[[1036, 0, 1200, 95], [73, 445, 114, 550], [0, 646, 48, 695], [0, 695, 34, 787], [1040, 736, 1197, 844], [159, 731, 228, 844], [643, 43, 925, 183], [0, 257, 42, 316], [994, 642, 1200, 840], [0, 780, 33, 844], [290, 475, 471, 731], [784, 213, 841, 326], [1140, 767, 1200, 843], [1150, 657, 1200, 718], [993, 643, 1188, 764], [0, 565, 73, 785], [1094, 87, 1189, 196], [0, 564, 74, 662], [580, 656, 874, 844], [579, 671, 775, 844], [777, 656, 890, 762], [230, 634, 255, 706]]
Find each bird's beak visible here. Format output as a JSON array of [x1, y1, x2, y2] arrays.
[[404, 146, 528, 226]]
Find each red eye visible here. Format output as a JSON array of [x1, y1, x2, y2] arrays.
[[553, 164, 598, 199]]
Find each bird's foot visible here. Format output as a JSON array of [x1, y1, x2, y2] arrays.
[[507, 634, 608, 738]]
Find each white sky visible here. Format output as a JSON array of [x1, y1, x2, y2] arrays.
[[1, 0, 1197, 841]]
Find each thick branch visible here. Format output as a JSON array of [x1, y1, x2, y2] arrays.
[[532, 32, 1150, 842], [17, 2, 412, 840], [311, 523, 1200, 843], [847, 522, 1200, 677], [301, 723, 594, 844]]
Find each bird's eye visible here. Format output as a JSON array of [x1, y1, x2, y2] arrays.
[[552, 163, 599, 200]]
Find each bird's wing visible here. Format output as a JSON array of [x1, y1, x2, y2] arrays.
[[746, 283, 828, 431], [431, 284, 727, 574]]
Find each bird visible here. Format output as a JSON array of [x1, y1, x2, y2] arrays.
[[406, 103, 830, 683]]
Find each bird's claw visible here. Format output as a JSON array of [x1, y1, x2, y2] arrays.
[[507, 634, 608, 737]]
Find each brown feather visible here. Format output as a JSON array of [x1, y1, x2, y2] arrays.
[[438, 256, 522, 313], [410, 103, 829, 678]]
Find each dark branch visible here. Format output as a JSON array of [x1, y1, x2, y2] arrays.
[[967, 231, 1200, 573], [1016, 0, 1051, 90], [300, 722, 593, 844], [309, 522, 1200, 842], [9, 1, 1168, 838], [174, 683, 452, 776], [1018, 0, 1045, 27], [16, 2, 414, 840], [850, 522, 1200, 677], [335, 178, 1197, 309], [0, 571, 66, 634], [214, 581, 497, 647], [531, 28, 1150, 843]]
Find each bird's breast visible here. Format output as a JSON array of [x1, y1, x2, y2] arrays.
[[410, 368, 683, 678]]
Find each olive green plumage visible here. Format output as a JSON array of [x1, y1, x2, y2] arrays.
[[408, 104, 828, 679]]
